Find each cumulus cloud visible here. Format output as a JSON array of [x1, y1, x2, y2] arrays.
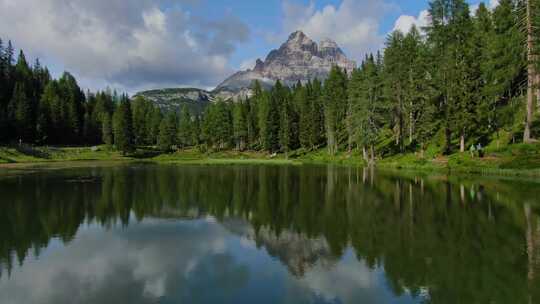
[[0, 0, 250, 93], [276, 0, 396, 62], [392, 10, 430, 34], [0, 220, 247, 304]]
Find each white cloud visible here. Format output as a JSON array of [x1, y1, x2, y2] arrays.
[[396, 0, 500, 35], [0, 220, 242, 304], [392, 10, 430, 34], [469, 0, 502, 16], [277, 0, 396, 62], [0, 0, 250, 93], [489, 0, 500, 9]]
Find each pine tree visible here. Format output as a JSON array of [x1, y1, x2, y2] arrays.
[[177, 105, 193, 148], [148, 107, 163, 145], [232, 101, 248, 151], [402, 26, 433, 147], [158, 111, 178, 152], [426, 0, 474, 153], [297, 82, 313, 149], [450, 2, 478, 152], [191, 114, 201, 146], [247, 81, 262, 147], [245, 97, 258, 148], [12, 50, 37, 142], [113, 95, 134, 154], [0, 38, 5, 122], [257, 91, 268, 150], [58, 72, 85, 144], [202, 104, 215, 147], [36, 84, 55, 144], [278, 82, 299, 154], [279, 96, 291, 154], [322, 67, 348, 155], [483, 0, 527, 144], [349, 55, 385, 162], [524, 0, 537, 142], [384, 31, 407, 152], [215, 101, 233, 149], [310, 78, 325, 147], [266, 81, 284, 152], [81, 93, 101, 145], [132, 96, 152, 146], [10, 82, 33, 142]]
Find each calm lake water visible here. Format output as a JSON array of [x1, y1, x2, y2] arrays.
[[1, 163, 539, 304]]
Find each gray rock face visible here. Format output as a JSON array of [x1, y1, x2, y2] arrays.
[[215, 31, 356, 95], [220, 218, 336, 277]]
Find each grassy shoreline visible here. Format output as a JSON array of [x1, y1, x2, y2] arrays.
[[1, 144, 540, 177]]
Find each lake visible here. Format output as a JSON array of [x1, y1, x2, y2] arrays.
[[0, 163, 539, 303]]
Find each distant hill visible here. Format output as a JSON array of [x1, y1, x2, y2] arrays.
[[134, 88, 213, 113]]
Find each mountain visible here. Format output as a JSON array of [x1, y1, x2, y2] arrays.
[[215, 30, 356, 94], [135, 31, 356, 110], [134, 88, 213, 113]]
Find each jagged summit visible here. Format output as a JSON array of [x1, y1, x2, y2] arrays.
[[214, 30, 356, 98]]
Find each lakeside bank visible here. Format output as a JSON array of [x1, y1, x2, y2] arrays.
[[1, 143, 540, 177]]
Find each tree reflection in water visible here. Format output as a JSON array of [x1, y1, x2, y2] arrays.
[[0, 164, 539, 303]]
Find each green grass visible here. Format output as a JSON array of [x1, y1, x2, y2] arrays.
[[287, 148, 365, 166], [378, 142, 540, 176], [152, 149, 299, 165], [0, 145, 131, 164], [2, 143, 540, 177]]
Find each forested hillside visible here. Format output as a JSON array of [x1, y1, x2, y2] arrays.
[[1, 0, 539, 159]]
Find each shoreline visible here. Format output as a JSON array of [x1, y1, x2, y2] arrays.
[[2, 145, 540, 178]]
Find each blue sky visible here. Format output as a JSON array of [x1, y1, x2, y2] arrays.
[[192, 0, 431, 70], [0, 0, 498, 94]]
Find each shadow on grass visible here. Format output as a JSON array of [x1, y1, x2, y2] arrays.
[[0, 156, 15, 163], [130, 149, 163, 159], [14, 145, 51, 159], [500, 155, 540, 169]]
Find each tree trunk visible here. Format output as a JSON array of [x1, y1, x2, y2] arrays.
[[525, 0, 535, 143], [327, 124, 336, 156], [525, 203, 535, 281], [362, 146, 368, 162], [347, 108, 353, 154], [398, 96, 404, 152], [409, 101, 414, 144], [536, 73, 540, 112], [460, 133, 465, 153], [370, 145, 375, 165]]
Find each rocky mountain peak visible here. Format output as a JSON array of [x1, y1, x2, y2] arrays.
[[287, 30, 307, 41], [216, 31, 357, 99], [253, 58, 265, 72], [284, 31, 316, 49]]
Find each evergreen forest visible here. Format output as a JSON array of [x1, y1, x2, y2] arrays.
[[1, 0, 540, 160]]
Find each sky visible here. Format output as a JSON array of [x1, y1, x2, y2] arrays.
[[0, 0, 500, 94]]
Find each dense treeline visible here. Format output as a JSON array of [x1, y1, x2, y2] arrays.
[[0, 38, 134, 149], [1, 0, 540, 159]]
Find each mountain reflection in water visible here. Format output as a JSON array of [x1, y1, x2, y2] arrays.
[[0, 164, 539, 304]]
